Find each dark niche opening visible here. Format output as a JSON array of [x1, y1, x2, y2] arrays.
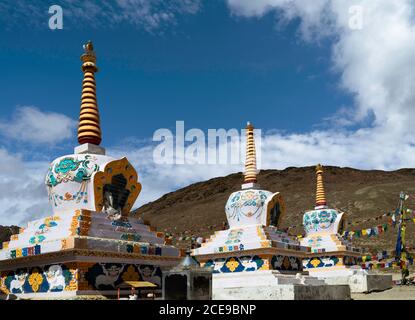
[[164, 274, 188, 300], [103, 174, 131, 211], [193, 276, 210, 298], [338, 217, 346, 234], [270, 201, 282, 227]]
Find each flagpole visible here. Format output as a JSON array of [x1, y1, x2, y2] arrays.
[[396, 192, 409, 284]]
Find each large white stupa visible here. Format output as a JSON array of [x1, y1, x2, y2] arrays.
[[0, 41, 181, 299]]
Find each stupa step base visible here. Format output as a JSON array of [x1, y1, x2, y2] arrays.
[[311, 271, 393, 293], [212, 271, 351, 300]]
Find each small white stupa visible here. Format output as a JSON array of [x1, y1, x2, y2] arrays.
[[300, 165, 392, 293], [0, 41, 181, 299], [192, 123, 350, 300]]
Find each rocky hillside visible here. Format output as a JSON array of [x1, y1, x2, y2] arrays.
[[0, 226, 20, 249], [133, 166, 415, 252]]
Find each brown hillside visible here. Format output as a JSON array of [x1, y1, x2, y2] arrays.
[[0, 226, 19, 249], [133, 166, 415, 252]]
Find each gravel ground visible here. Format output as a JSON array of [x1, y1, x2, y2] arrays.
[[352, 286, 415, 300]]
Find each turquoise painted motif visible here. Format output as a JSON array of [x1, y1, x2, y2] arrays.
[[112, 220, 132, 228], [50, 190, 89, 207], [303, 209, 338, 233], [29, 235, 46, 245], [226, 190, 269, 222], [224, 229, 244, 245], [120, 233, 142, 242], [46, 155, 99, 188], [46, 156, 99, 207], [307, 235, 323, 248]]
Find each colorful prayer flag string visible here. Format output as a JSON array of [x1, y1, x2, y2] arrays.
[[341, 223, 390, 239]]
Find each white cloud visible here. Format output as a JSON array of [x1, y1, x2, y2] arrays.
[[226, 0, 415, 135], [0, 148, 50, 226], [0, 106, 76, 145]]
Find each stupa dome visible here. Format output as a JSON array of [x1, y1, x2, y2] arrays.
[[45, 154, 141, 215], [225, 189, 284, 228], [224, 122, 285, 228], [303, 165, 346, 236], [303, 208, 344, 235]]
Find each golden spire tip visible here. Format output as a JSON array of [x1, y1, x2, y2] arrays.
[[315, 163, 327, 208], [243, 122, 257, 185], [77, 41, 102, 146]]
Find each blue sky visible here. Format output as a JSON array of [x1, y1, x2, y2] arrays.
[[0, 0, 351, 152], [1, 0, 415, 225]]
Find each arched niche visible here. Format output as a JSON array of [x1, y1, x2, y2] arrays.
[[93, 157, 142, 215], [265, 192, 286, 228], [337, 212, 347, 235]]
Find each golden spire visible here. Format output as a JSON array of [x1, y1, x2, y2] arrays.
[[244, 121, 257, 184], [78, 41, 102, 146], [315, 164, 327, 208]]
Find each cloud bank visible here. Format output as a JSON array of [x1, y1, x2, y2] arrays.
[[0, 106, 76, 145]]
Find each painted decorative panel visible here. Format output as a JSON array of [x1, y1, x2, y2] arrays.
[[271, 255, 302, 271], [205, 255, 302, 273], [303, 209, 342, 235], [45, 154, 115, 214], [46, 155, 100, 208], [85, 263, 162, 289], [303, 256, 342, 269], [0, 264, 77, 294], [204, 256, 268, 274], [343, 256, 361, 266], [225, 190, 273, 228], [224, 229, 244, 245]]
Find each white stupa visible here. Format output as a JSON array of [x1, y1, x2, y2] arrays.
[[0, 41, 181, 299], [192, 123, 351, 300], [300, 165, 392, 293]]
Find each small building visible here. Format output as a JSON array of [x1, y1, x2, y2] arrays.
[[163, 252, 212, 300]]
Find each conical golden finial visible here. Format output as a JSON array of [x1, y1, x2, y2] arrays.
[[244, 121, 257, 184], [315, 164, 327, 208], [78, 40, 102, 146]]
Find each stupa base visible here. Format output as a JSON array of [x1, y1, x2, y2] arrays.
[[212, 271, 351, 300], [0, 250, 180, 299], [307, 268, 393, 293]]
